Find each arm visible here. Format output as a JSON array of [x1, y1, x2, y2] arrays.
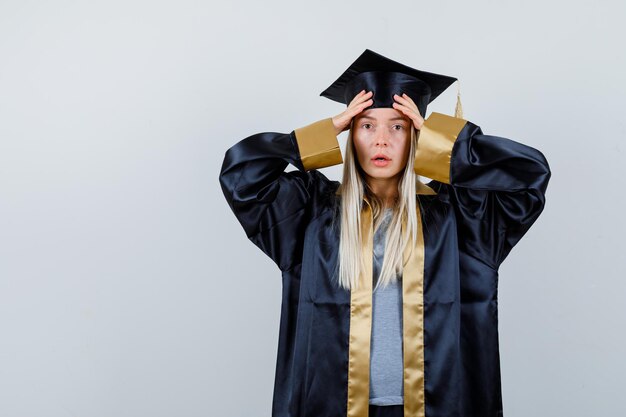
[[414, 112, 551, 269], [219, 117, 342, 272]]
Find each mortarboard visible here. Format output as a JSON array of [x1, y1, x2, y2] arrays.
[[320, 48, 463, 118]]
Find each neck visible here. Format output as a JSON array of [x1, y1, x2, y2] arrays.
[[365, 173, 401, 208]]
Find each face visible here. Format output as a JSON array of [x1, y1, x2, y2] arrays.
[[351, 107, 411, 183]]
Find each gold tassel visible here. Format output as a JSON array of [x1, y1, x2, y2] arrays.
[[454, 80, 464, 119]]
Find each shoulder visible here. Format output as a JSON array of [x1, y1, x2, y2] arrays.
[[294, 169, 340, 220]]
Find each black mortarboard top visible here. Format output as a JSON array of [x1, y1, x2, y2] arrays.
[[320, 49, 463, 118]]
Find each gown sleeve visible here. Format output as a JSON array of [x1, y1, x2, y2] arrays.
[[414, 112, 552, 269], [219, 117, 343, 272]]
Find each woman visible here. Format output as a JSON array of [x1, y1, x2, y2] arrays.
[[219, 49, 551, 417]]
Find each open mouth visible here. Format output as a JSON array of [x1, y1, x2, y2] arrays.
[[372, 154, 391, 161], [371, 154, 391, 167]]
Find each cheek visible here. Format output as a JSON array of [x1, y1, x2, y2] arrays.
[[402, 139, 411, 157], [352, 137, 367, 160], [397, 136, 411, 164]]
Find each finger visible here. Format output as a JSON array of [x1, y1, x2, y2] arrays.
[[339, 98, 372, 127], [353, 92, 373, 110], [399, 93, 422, 117], [394, 98, 421, 120], [349, 92, 373, 108], [392, 102, 421, 123], [347, 90, 364, 107], [349, 90, 372, 107], [393, 102, 424, 128], [401, 93, 417, 106], [393, 94, 417, 112], [347, 92, 359, 107], [349, 98, 373, 116], [392, 101, 414, 115], [393, 92, 417, 108], [353, 91, 372, 107]]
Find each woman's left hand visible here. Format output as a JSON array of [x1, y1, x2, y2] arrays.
[[392, 93, 424, 130]]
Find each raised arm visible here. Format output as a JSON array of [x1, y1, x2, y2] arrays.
[[219, 117, 342, 272], [414, 112, 552, 269]]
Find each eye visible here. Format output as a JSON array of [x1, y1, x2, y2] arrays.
[[362, 123, 372, 129], [393, 124, 405, 130]]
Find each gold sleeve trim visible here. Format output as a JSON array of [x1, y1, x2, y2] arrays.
[[293, 117, 343, 171], [414, 112, 468, 184]]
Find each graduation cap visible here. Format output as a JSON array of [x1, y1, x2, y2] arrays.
[[320, 49, 463, 119]]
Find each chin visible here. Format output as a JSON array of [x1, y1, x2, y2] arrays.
[[364, 168, 403, 180]]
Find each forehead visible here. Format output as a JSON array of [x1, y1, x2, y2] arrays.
[[355, 107, 409, 122]]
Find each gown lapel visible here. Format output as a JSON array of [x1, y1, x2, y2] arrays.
[[346, 181, 435, 417]]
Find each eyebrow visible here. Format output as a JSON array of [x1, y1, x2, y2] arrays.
[[358, 115, 408, 122]]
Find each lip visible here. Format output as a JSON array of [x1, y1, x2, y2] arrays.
[[371, 153, 391, 161], [372, 159, 390, 167], [371, 153, 391, 167]]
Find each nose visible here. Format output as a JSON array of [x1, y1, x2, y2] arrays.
[[375, 134, 389, 147]]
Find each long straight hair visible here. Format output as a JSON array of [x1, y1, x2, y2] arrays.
[[333, 120, 420, 292]]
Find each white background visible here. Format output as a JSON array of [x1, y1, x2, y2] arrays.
[[1, 1, 624, 416]]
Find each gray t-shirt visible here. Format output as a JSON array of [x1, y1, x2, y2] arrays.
[[369, 208, 404, 406]]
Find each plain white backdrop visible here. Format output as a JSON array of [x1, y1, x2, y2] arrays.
[[1, 0, 624, 416]]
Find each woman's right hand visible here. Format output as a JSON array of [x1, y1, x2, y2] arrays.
[[331, 90, 373, 136]]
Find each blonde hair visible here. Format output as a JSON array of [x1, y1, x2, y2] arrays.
[[333, 120, 420, 292]]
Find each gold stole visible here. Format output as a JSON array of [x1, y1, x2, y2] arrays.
[[347, 189, 430, 417]]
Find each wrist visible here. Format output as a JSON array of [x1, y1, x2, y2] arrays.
[[331, 117, 342, 136]]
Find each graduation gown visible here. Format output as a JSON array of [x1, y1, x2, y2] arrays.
[[219, 112, 551, 417]]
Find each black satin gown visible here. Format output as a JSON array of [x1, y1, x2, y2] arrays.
[[219, 113, 551, 417]]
